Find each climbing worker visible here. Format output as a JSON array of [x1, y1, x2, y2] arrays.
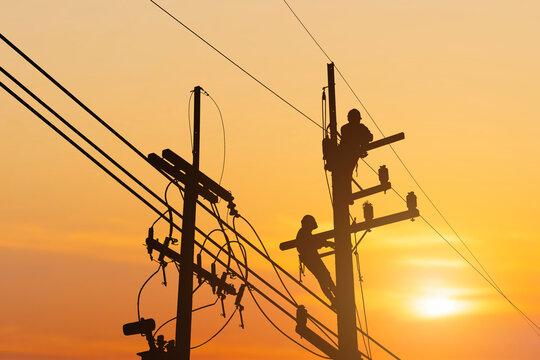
[[296, 215, 336, 306], [340, 108, 373, 158]]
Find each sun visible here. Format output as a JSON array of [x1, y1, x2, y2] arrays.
[[413, 295, 464, 318]]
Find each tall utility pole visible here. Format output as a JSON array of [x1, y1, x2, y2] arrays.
[[327, 63, 358, 358], [176, 86, 201, 360]]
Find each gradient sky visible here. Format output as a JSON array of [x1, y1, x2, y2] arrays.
[[1, 1, 539, 359]]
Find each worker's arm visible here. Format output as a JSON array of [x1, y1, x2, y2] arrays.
[[322, 240, 335, 249]]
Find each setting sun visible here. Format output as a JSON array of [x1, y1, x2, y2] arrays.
[[414, 294, 467, 318]]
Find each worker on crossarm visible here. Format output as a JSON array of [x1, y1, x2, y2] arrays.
[[340, 108, 373, 158], [296, 215, 336, 306]]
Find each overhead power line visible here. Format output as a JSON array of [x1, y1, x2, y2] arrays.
[[147, 1, 323, 131], [0, 80, 332, 357], [2, 74, 402, 356], [1, 33, 404, 355], [279, 0, 540, 335], [0, 36, 335, 336]]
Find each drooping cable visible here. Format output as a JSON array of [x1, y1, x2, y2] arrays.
[[234, 215, 298, 306], [190, 307, 238, 350], [227, 247, 331, 359], [228, 226, 340, 359], [137, 264, 162, 321], [204, 90, 227, 185], [211, 203, 233, 270], [193, 297, 219, 313]]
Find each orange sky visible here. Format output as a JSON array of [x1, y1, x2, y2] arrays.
[[1, 1, 539, 359]]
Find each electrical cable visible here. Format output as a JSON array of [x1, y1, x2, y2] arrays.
[[227, 245, 331, 360], [151, 180, 180, 228], [154, 316, 176, 337], [137, 264, 162, 321], [198, 228, 226, 256], [146, 1, 323, 131], [1, 32, 334, 316], [228, 236, 340, 359], [354, 249, 372, 358], [360, 159, 540, 335], [246, 285, 330, 359], [1, 77, 402, 355], [0, 66, 180, 235], [234, 215, 298, 306], [212, 203, 233, 270], [279, 1, 539, 334], [153, 300, 232, 346], [204, 90, 227, 185], [190, 307, 238, 349], [192, 280, 204, 295], [193, 297, 219, 312]]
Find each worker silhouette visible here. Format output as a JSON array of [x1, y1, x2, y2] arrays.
[[340, 108, 373, 159], [296, 215, 336, 306]]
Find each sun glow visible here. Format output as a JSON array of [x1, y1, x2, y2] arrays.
[[413, 295, 466, 318]]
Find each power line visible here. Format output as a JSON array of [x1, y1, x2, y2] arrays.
[[147, 1, 323, 130], [279, 1, 540, 334], [234, 215, 298, 306], [0, 82, 336, 354], [1, 37, 405, 353], [4, 78, 405, 356], [1, 28, 335, 320], [361, 158, 540, 335]]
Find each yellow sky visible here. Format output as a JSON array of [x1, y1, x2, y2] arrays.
[[1, 1, 539, 359]]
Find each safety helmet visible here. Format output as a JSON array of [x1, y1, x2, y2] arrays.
[[301, 215, 318, 230], [347, 108, 361, 123]]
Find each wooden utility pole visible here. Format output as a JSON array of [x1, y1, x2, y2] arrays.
[[327, 63, 359, 358], [176, 86, 201, 360]]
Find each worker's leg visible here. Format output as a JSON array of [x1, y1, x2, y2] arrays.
[[305, 258, 336, 303]]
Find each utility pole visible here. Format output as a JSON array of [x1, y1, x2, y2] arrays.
[[176, 86, 201, 360], [281, 63, 418, 359], [327, 63, 358, 358]]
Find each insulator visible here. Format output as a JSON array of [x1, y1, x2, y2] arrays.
[[196, 254, 203, 284], [238, 307, 245, 329], [146, 228, 154, 258], [363, 201, 374, 221], [228, 201, 238, 216], [235, 284, 246, 307], [407, 191, 417, 210], [378, 165, 389, 184], [211, 263, 217, 294], [220, 295, 226, 318], [218, 272, 228, 295], [296, 305, 307, 328]]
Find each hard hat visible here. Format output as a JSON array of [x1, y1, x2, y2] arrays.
[[301, 215, 318, 230], [347, 108, 361, 123]]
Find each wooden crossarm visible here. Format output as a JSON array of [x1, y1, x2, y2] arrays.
[[279, 208, 419, 251]]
